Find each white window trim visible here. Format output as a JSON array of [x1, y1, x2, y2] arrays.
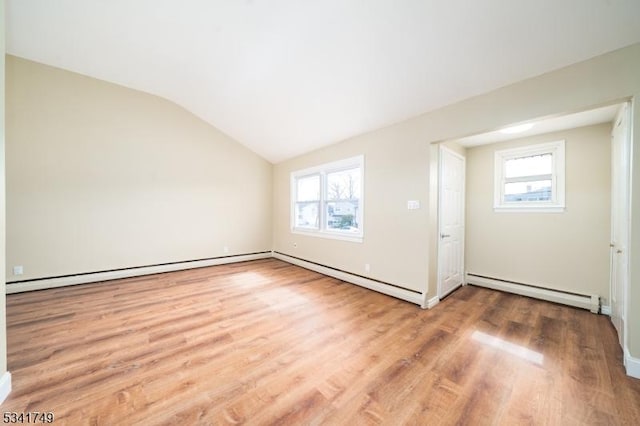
[[290, 155, 364, 242], [494, 140, 565, 213]]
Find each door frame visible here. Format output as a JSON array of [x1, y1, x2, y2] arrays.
[[437, 145, 466, 299], [610, 100, 632, 352]]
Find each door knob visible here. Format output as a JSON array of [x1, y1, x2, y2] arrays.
[[441, 234, 451, 239]]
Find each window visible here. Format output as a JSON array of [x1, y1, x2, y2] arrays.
[[494, 141, 565, 212], [291, 155, 364, 241]]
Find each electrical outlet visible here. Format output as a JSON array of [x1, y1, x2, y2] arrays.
[[293, 242, 298, 248], [223, 246, 229, 254], [365, 263, 371, 273], [13, 266, 24, 276]]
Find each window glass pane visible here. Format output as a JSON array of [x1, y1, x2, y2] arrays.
[[504, 180, 552, 202], [291, 156, 364, 237], [295, 202, 319, 228], [326, 200, 360, 232], [296, 175, 320, 201], [505, 154, 552, 179], [326, 168, 360, 201]]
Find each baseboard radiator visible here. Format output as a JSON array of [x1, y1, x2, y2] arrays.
[[6, 252, 272, 294], [272, 252, 424, 306], [466, 273, 599, 314]]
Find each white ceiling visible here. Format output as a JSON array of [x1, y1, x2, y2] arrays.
[[455, 103, 622, 148], [6, 1, 640, 163]]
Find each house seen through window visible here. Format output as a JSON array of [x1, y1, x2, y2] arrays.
[[503, 153, 553, 202], [494, 141, 565, 212], [291, 156, 364, 241]]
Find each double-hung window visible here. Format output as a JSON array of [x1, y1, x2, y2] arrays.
[[494, 141, 565, 212], [291, 155, 364, 242], [293, 174, 321, 230]]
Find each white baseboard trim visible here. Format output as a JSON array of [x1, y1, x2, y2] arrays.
[[0, 372, 11, 405], [420, 295, 440, 309], [466, 274, 599, 313], [7, 252, 272, 294], [426, 296, 440, 309], [273, 252, 423, 306], [601, 305, 611, 316], [624, 346, 640, 379]]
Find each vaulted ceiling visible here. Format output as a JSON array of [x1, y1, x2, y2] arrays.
[[6, 1, 640, 163]]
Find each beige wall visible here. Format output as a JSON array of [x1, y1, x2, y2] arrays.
[[6, 56, 272, 282], [1, 0, 7, 378], [273, 43, 640, 357], [5, 41, 640, 364], [273, 125, 430, 293], [441, 140, 467, 157], [465, 124, 611, 299]]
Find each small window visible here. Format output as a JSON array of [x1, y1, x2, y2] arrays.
[[291, 156, 364, 242], [494, 141, 565, 212]]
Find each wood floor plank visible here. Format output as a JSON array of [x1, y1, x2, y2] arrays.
[[4, 258, 640, 425]]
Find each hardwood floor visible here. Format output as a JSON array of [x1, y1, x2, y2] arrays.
[[4, 258, 640, 425]]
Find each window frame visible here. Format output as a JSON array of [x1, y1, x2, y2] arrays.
[[494, 140, 565, 213], [290, 155, 364, 242]]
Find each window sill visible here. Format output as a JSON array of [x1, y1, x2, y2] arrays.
[[291, 229, 364, 243], [494, 205, 565, 213]]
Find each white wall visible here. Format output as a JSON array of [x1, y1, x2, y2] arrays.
[[0, 0, 8, 386], [5, 56, 273, 283], [0, 0, 14, 403], [465, 123, 611, 299]]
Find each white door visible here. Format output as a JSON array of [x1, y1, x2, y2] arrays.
[[438, 146, 465, 298], [610, 102, 631, 347]]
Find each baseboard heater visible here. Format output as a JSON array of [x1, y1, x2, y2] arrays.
[[465, 273, 599, 314], [272, 251, 424, 306], [6, 252, 273, 294]]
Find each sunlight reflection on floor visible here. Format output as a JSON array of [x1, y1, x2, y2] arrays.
[[471, 330, 544, 365], [255, 287, 310, 306], [231, 271, 311, 309], [231, 272, 272, 288]]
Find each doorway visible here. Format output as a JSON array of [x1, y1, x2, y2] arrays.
[[433, 100, 634, 376]]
